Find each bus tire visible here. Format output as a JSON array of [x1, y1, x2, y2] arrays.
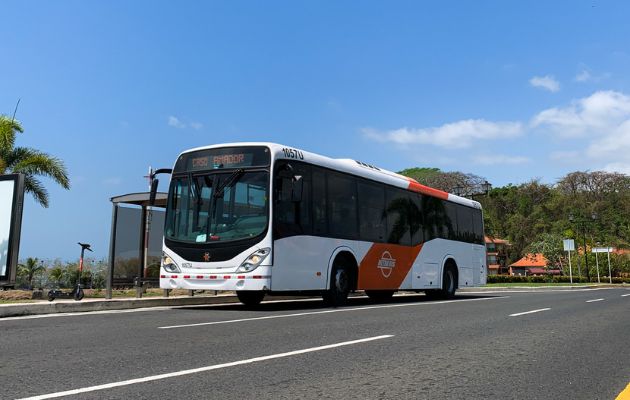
[[323, 263, 351, 306], [365, 290, 395, 302], [237, 290, 265, 307], [426, 263, 457, 300]]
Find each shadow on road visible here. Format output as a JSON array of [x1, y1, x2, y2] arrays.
[[179, 294, 498, 313]]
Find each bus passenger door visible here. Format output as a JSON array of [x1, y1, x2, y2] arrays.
[[271, 161, 325, 290], [472, 244, 486, 285]]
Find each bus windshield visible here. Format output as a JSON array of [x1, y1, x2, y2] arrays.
[[165, 170, 269, 243]]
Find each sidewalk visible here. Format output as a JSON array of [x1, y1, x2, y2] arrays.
[[0, 284, 618, 318]]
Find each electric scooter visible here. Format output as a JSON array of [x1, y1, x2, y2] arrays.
[[48, 243, 92, 302]]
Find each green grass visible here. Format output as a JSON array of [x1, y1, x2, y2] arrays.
[[485, 282, 598, 287]]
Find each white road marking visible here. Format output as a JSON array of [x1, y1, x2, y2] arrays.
[[586, 298, 604, 303], [1, 287, 615, 322], [509, 308, 551, 317], [159, 296, 509, 329], [621, 294, 630, 297], [0, 306, 174, 322], [17, 334, 394, 400]]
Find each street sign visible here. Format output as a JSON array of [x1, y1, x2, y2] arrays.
[[563, 239, 575, 252], [592, 247, 614, 253]]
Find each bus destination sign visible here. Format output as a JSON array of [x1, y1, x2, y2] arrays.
[[176, 146, 270, 172]]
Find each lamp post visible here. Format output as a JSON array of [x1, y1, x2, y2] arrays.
[[569, 213, 597, 282], [481, 180, 492, 196]]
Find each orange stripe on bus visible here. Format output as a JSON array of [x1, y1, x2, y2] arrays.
[[407, 181, 449, 200], [357, 243, 423, 290]]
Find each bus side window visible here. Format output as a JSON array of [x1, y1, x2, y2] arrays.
[[274, 161, 312, 238], [312, 167, 328, 235], [410, 194, 424, 245], [444, 201, 458, 241], [422, 195, 443, 241], [385, 187, 411, 246], [457, 205, 474, 243], [357, 181, 386, 242], [327, 171, 358, 239], [472, 209, 484, 244]]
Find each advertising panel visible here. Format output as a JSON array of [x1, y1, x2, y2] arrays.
[[0, 174, 25, 285]]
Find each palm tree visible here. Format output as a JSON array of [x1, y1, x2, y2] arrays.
[[18, 257, 46, 289], [0, 115, 70, 207]]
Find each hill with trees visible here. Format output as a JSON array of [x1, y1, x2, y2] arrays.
[[399, 168, 630, 277]]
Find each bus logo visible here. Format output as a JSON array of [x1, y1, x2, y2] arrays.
[[377, 251, 396, 278]]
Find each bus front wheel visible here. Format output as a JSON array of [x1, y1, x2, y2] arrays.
[[323, 265, 351, 306], [236, 290, 265, 307]]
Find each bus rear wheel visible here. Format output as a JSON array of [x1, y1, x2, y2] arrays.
[[236, 290, 265, 307], [365, 290, 395, 302], [323, 264, 351, 306], [426, 264, 457, 300]]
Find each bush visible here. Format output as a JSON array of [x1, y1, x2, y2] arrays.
[[485, 274, 628, 284]]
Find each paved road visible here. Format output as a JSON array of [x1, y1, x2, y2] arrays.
[[1, 288, 629, 399]]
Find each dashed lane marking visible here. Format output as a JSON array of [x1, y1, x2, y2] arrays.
[[586, 298, 604, 303], [509, 308, 551, 317], [17, 335, 394, 400], [158, 296, 509, 329]]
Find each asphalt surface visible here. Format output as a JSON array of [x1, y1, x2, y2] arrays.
[[1, 288, 629, 400]]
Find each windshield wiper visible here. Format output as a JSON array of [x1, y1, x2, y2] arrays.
[[213, 168, 244, 198]]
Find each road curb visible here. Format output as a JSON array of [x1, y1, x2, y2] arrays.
[[1, 285, 625, 318], [0, 295, 242, 318]]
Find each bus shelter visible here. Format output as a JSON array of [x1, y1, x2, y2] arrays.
[[106, 192, 167, 299]]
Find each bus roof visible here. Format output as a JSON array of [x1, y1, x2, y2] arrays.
[[178, 142, 481, 209]]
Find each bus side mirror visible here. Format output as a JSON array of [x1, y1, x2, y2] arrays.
[[291, 175, 303, 202], [149, 179, 159, 206]]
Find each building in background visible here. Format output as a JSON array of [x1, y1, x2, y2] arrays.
[[485, 236, 510, 275], [508, 253, 561, 276]]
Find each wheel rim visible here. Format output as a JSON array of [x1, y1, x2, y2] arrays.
[[335, 269, 348, 293]]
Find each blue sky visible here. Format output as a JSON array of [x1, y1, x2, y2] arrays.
[[2, 0, 630, 260]]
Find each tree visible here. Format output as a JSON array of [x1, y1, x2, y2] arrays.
[[526, 233, 566, 273], [398, 167, 488, 194], [18, 257, 45, 289], [0, 115, 70, 207]]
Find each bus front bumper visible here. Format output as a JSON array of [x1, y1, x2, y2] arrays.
[[160, 272, 271, 291]]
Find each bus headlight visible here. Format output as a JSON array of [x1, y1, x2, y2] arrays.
[[162, 254, 181, 273], [237, 248, 270, 272]]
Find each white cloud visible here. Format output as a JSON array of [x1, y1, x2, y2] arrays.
[[471, 154, 530, 165], [362, 119, 523, 149], [168, 116, 203, 130], [575, 70, 591, 82], [585, 119, 630, 173], [575, 68, 610, 83], [168, 116, 186, 129], [534, 91, 630, 174], [549, 150, 581, 161], [364, 90, 630, 175], [531, 90, 630, 137], [529, 75, 560, 92]]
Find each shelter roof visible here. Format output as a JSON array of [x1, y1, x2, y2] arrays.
[[110, 192, 168, 207]]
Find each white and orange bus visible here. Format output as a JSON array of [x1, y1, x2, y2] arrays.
[[158, 143, 486, 306]]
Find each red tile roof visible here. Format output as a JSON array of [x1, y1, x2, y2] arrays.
[[509, 253, 548, 268]]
